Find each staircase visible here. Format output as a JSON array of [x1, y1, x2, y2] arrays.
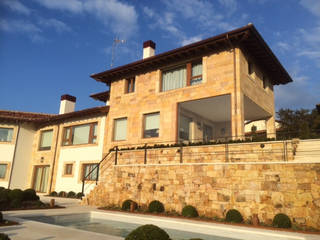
[[294, 139, 320, 162]]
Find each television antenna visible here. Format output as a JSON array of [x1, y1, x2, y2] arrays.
[[111, 37, 126, 68]]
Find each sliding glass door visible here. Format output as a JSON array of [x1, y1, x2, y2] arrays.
[[33, 165, 50, 193]]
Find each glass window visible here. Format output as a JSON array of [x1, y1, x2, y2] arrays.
[[144, 112, 160, 138], [39, 130, 53, 150], [62, 123, 97, 146], [203, 124, 213, 142], [82, 164, 98, 181], [114, 118, 127, 141], [0, 164, 7, 179], [179, 115, 192, 141], [64, 164, 73, 175], [0, 128, 13, 142], [126, 77, 135, 93], [191, 62, 202, 85], [162, 66, 187, 91]]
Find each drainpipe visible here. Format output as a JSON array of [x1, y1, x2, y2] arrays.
[[49, 124, 60, 193], [8, 124, 21, 189]]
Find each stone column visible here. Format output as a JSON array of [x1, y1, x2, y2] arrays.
[[266, 116, 276, 139], [231, 92, 245, 140]]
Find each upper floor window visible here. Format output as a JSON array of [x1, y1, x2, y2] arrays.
[[39, 130, 53, 151], [0, 128, 13, 142], [143, 112, 160, 138], [162, 60, 202, 92], [113, 118, 127, 141], [125, 77, 135, 93], [62, 122, 97, 146]]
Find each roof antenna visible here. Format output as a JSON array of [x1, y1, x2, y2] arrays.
[[111, 37, 126, 68]]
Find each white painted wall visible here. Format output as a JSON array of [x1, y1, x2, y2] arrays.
[[10, 124, 36, 190], [54, 117, 106, 194], [0, 144, 15, 188], [59, 100, 75, 114]]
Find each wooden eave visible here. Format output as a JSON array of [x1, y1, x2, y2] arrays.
[[90, 91, 110, 103]]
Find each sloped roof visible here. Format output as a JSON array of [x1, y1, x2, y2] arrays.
[[91, 24, 292, 85]]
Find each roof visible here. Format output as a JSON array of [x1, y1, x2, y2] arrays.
[[91, 24, 292, 86], [0, 106, 109, 126], [90, 91, 110, 103]]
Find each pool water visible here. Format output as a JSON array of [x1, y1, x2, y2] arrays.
[[23, 213, 238, 240]]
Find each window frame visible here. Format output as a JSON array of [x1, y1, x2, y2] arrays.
[[82, 163, 98, 181], [64, 163, 73, 176], [125, 77, 136, 94], [113, 117, 128, 141], [143, 112, 160, 138], [62, 122, 98, 146], [161, 59, 203, 92], [0, 127, 14, 143], [0, 164, 8, 179], [38, 129, 53, 151]]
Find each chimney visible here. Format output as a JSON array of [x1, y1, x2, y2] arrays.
[[59, 94, 76, 114], [143, 40, 156, 59]]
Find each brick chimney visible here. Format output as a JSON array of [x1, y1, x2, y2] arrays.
[[59, 94, 76, 114], [143, 40, 156, 59]]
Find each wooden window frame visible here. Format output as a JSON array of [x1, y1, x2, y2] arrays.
[[143, 112, 160, 139], [113, 117, 127, 141], [0, 163, 8, 179], [64, 163, 73, 176], [125, 77, 135, 93], [82, 163, 98, 181], [38, 129, 53, 151], [0, 127, 14, 143], [62, 122, 98, 146]]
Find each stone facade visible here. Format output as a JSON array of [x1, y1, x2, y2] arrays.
[[85, 141, 320, 230]]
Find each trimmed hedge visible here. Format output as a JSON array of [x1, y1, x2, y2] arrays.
[[8, 189, 23, 202], [148, 200, 164, 213], [67, 191, 76, 198], [23, 189, 39, 201], [182, 205, 198, 218], [76, 192, 84, 199], [49, 191, 58, 196], [122, 199, 138, 211], [125, 224, 170, 240], [0, 233, 10, 240], [272, 213, 292, 228], [225, 209, 243, 223], [0, 211, 3, 222]]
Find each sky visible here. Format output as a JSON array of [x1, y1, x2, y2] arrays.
[[0, 0, 319, 114]]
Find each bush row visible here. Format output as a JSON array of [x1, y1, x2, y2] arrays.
[[119, 199, 292, 229], [49, 191, 83, 199]]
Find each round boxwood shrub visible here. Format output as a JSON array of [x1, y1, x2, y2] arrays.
[[225, 209, 243, 223], [182, 205, 199, 218], [8, 189, 24, 202], [49, 191, 58, 197], [148, 200, 164, 213], [122, 199, 138, 211], [125, 224, 170, 240], [0, 233, 11, 240], [10, 199, 22, 209], [58, 191, 66, 197], [76, 192, 84, 199], [23, 189, 39, 201], [272, 213, 292, 228], [67, 191, 76, 198]]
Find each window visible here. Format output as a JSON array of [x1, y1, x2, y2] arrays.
[[143, 112, 160, 138], [0, 128, 13, 142], [248, 61, 254, 75], [179, 115, 192, 141], [203, 124, 213, 142], [39, 130, 53, 150], [62, 122, 97, 146], [162, 60, 202, 91], [0, 164, 7, 179], [126, 77, 135, 93], [82, 163, 98, 181], [113, 118, 127, 141], [64, 164, 73, 175]]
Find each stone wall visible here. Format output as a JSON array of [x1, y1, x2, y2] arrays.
[[84, 141, 320, 229]]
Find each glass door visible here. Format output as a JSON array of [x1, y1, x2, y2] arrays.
[[33, 165, 50, 193]]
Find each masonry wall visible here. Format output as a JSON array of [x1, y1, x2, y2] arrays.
[[84, 141, 320, 229]]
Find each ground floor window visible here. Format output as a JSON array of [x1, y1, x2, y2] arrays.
[[32, 165, 50, 193], [82, 163, 98, 181], [0, 164, 7, 179], [64, 163, 73, 176]]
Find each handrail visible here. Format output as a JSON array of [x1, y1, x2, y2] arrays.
[[81, 149, 114, 198]]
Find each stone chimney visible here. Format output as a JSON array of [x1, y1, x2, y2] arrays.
[[143, 40, 156, 59], [59, 94, 76, 114]]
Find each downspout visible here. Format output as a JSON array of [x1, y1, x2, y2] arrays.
[[49, 124, 60, 193], [8, 124, 21, 189]]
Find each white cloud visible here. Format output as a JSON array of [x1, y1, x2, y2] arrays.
[[218, 0, 237, 14], [143, 6, 154, 18], [300, 0, 320, 17], [1, 0, 31, 15], [33, 0, 83, 13], [38, 18, 71, 33], [276, 41, 291, 51], [181, 35, 203, 46]]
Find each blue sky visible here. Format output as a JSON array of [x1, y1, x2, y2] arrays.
[[0, 0, 319, 114]]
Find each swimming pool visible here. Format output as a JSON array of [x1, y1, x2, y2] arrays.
[[22, 211, 306, 240]]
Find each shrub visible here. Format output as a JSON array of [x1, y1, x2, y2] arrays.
[[272, 213, 292, 228], [122, 199, 138, 211], [76, 192, 84, 199], [189, 239, 204, 240], [0, 233, 10, 240], [23, 189, 39, 201], [10, 199, 22, 209], [58, 191, 66, 197], [148, 200, 165, 213], [182, 205, 199, 218], [225, 209, 243, 223], [35, 200, 44, 207], [125, 224, 170, 240], [67, 191, 76, 198], [0, 187, 5, 192], [8, 189, 23, 202], [49, 191, 58, 196], [0, 211, 3, 222], [0, 189, 10, 204]]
